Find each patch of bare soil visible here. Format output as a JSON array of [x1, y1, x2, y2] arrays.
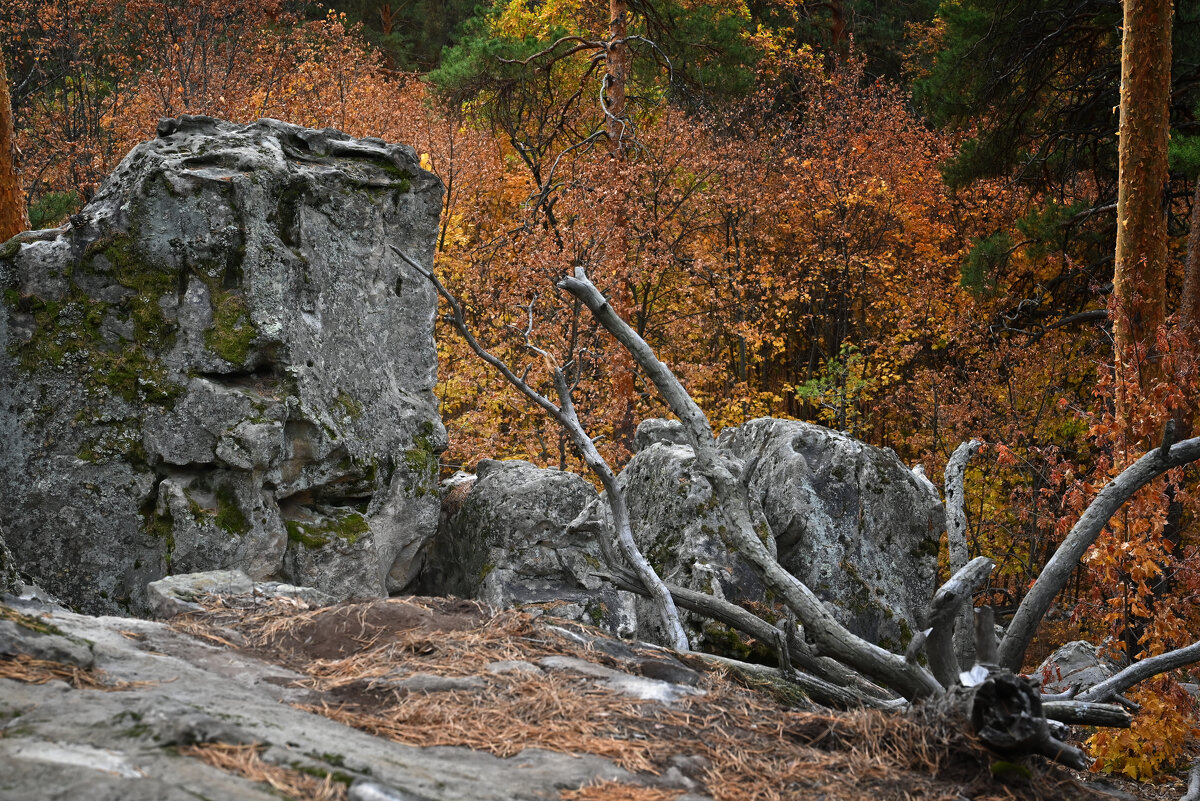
[[174, 597, 1183, 801]]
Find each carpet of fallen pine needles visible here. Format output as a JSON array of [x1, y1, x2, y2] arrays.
[[169, 595, 1151, 801]]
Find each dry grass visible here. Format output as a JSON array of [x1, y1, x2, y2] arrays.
[[0, 653, 147, 691], [561, 780, 682, 801], [179, 742, 347, 801], [173, 597, 1106, 801]]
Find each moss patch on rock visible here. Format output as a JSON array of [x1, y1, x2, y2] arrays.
[[205, 291, 256, 365], [286, 512, 369, 549]]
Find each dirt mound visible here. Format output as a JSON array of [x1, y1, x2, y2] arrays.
[[256, 597, 488, 661]]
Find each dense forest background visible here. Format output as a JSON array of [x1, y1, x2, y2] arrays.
[[3, 0, 1200, 778]]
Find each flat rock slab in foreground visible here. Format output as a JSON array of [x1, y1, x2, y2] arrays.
[[0, 594, 1124, 801], [0, 597, 704, 801]]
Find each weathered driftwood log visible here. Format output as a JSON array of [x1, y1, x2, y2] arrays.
[[684, 651, 902, 711], [1181, 759, 1200, 801], [599, 564, 894, 703], [1077, 639, 1200, 703], [560, 267, 945, 702], [1039, 700, 1132, 727], [926, 557, 994, 688]]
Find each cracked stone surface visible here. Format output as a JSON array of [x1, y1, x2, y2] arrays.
[[0, 595, 705, 801], [0, 116, 445, 614]]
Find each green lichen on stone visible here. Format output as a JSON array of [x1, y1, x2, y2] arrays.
[[7, 233, 182, 409], [334, 389, 363, 420], [585, 599, 609, 627], [403, 421, 439, 497], [205, 291, 256, 365], [286, 512, 369, 549], [0, 240, 21, 261], [214, 486, 251, 536]]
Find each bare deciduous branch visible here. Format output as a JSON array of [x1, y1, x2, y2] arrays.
[[999, 435, 1200, 670], [558, 267, 944, 701], [926, 557, 994, 688], [1076, 639, 1200, 703], [397, 248, 689, 650]]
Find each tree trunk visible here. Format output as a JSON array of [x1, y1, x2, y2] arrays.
[[0, 51, 28, 240], [1111, 0, 1172, 432], [606, 0, 630, 154]]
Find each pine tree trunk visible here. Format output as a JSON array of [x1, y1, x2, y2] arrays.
[[1111, 0, 1173, 433], [0, 52, 28, 240], [606, 0, 629, 154]]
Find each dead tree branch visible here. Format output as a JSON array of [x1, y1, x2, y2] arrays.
[[999, 435, 1200, 670], [397, 248, 689, 651], [944, 439, 983, 668], [558, 266, 944, 701], [1181, 759, 1200, 801], [926, 557, 994, 688], [1076, 639, 1200, 703]]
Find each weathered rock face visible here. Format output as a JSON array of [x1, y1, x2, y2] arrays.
[[720, 418, 943, 648], [0, 525, 20, 595], [419, 459, 636, 636], [625, 418, 943, 649], [1035, 641, 1118, 695], [618, 436, 769, 648], [0, 116, 445, 615]]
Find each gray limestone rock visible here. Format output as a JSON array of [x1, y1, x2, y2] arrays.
[[0, 116, 445, 615], [1035, 640, 1119, 694], [0, 525, 19, 595], [622, 418, 942, 649], [419, 459, 636, 636], [144, 569, 335, 618], [0, 596, 706, 801], [616, 440, 770, 648], [719, 418, 943, 648]]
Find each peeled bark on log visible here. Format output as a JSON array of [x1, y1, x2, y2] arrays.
[[559, 267, 944, 701], [1039, 700, 1132, 728], [999, 436, 1200, 670]]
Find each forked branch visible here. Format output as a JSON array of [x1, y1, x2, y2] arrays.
[[396, 248, 689, 651]]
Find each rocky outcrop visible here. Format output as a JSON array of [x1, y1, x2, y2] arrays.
[[0, 116, 445, 615], [622, 418, 943, 649], [618, 437, 770, 649], [720, 418, 943, 648], [419, 459, 636, 637], [145, 569, 335, 618], [0, 593, 708, 801], [0, 525, 19, 596]]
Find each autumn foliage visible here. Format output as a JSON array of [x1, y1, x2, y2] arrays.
[[2, 0, 1199, 779]]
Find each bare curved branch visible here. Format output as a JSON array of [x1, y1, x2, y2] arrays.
[[558, 267, 943, 700], [1077, 639, 1200, 703], [397, 249, 689, 651], [944, 439, 983, 668], [999, 435, 1200, 670]]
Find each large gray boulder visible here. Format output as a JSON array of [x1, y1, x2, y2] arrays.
[[419, 459, 636, 637], [618, 437, 769, 648], [0, 116, 445, 615], [624, 418, 943, 649], [719, 418, 943, 648]]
